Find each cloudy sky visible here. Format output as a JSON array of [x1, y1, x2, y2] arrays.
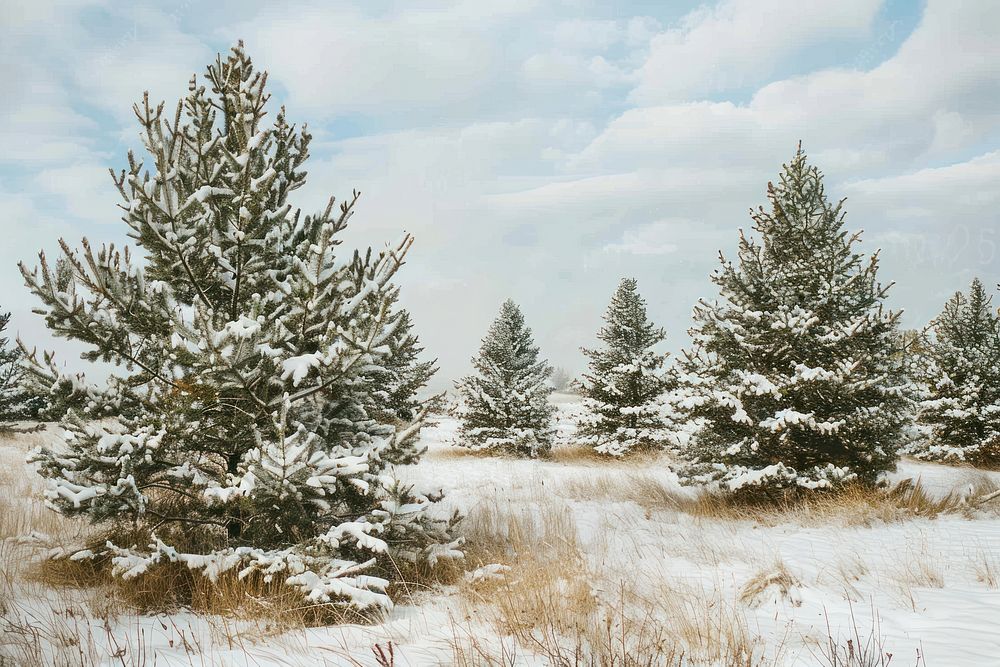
[[2, 0, 999, 389]]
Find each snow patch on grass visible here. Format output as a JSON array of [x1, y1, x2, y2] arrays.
[[3, 411, 1000, 665]]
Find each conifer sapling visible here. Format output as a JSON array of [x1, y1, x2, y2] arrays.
[[911, 278, 1000, 466], [455, 299, 555, 457], [576, 278, 675, 456], [0, 311, 45, 429]]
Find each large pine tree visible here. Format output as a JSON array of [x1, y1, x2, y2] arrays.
[[577, 278, 673, 456], [911, 278, 1000, 465], [21, 43, 458, 612], [677, 146, 912, 491], [455, 299, 555, 457]]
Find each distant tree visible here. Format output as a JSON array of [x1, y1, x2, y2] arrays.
[[576, 278, 674, 456], [455, 299, 555, 457], [0, 311, 45, 429], [550, 366, 573, 392], [911, 278, 1000, 466], [676, 146, 913, 492]]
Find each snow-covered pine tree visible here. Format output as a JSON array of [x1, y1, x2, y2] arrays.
[[576, 278, 673, 456], [0, 311, 44, 428], [455, 299, 555, 457], [20, 43, 459, 613], [366, 292, 439, 464], [677, 146, 912, 492], [912, 278, 1000, 465]]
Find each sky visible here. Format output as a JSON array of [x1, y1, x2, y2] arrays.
[[2, 0, 999, 391]]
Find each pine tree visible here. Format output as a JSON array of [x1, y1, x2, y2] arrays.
[[576, 278, 674, 456], [550, 366, 573, 392], [677, 146, 912, 492], [0, 311, 44, 427], [912, 278, 1000, 465], [455, 299, 555, 457], [367, 296, 439, 464], [20, 43, 459, 612]]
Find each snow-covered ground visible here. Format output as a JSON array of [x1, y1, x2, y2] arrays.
[[3, 406, 1000, 665]]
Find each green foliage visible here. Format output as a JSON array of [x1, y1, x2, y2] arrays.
[[912, 278, 1000, 465], [677, 146, 912, 491], [577, 278, 674, 456], [0, 311, 46, 426], [21, 43, 457, 611], [455, 299, 555, 457]]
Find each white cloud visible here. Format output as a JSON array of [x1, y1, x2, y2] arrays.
[[603, 219, 689, 255], [844, 150, 1000, 222], [630, 0, 882, 104], [33, 162, 120, 225], [229, 4, 511, 119], [844, 152, 1000, 325], [0, 59, 99, 165], [545, 0, 1000, 188], [72, 7, 212, 121], [3, 0, 1000, 385]]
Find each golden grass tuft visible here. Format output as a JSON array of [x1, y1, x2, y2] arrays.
[[739, 561, 802, 608]]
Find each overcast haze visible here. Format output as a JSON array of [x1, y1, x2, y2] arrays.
[[2, 0, 999, 391]]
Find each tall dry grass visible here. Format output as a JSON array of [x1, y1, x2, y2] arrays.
[[451, 495, 772, 666], [558, 472, 998, 527]]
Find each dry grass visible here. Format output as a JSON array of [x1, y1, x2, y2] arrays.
[[831, 554, 870, 602], [557, 472, 689, 512], [558, 472, 996, 527], [0, 426, 970, 664], [812, 604, 920, 667], [452, 497, 771, 666], [3, 426, 460, 637], [547, 444, 669, 467], [972, 549, 999, 589], [739, 561, 802, 609], [889, 544, 946, 612], [0, 428, 314, 664], [29, 554, 354, 631]]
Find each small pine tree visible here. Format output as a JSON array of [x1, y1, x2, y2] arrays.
[[550, 366, 573, 392], [677, 146, 912, 492], [576, 278, 673, 456], [912, 278, 1000, 465], [21, 43, 459, 612], [455, 299, 555, 457], [0, 311, 45, 427]]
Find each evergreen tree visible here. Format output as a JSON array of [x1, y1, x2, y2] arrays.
[[0, 311, 45, 427], [366, 297, 439, 464], [21, 43, 459, 612], [550, 366, 573, 392], [455, 299, 555, 457], [912, 278, 1000, 465], [677, 146, 912, 492], [576, 278, 673, 456]]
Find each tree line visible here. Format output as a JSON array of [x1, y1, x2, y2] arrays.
[[455, 148, 1000, 492]]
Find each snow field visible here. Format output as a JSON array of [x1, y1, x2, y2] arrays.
[[2, 407, 1000, 665]]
